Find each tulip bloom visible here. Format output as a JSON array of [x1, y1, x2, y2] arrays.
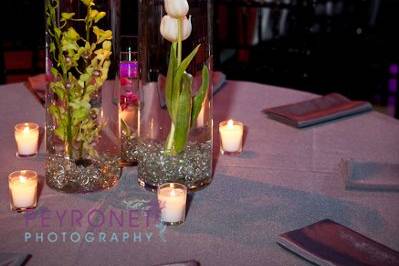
[[164, 0, 189, 18], [160, 15, 192, 43]]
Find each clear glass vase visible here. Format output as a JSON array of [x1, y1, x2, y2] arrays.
[[137, 0, 213, 190], [118, 36, 140, 166], [45, 0, 121, 193]]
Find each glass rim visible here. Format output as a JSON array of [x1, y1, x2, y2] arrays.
[[219, 119, 244, 127], [120, 51, 138, 54], [157, 182, 187, 193], [14, 122, 39, 131], [8, 170, 38, 180], [119, 51, 138, 62]]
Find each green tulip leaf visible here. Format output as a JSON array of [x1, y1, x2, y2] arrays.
[[165, 43, 177, 121], [172, 44, 199, 98], [191, 65, 209, 127], [173, 73, 192, 154]]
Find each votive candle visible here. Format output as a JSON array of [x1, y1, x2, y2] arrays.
[[15, 122, 39, 157], [157, 183, 187, 225], [219, 119, 244, 155], [8, 170, 38, 212]]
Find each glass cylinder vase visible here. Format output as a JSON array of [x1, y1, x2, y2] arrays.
[[45, 0, 121, 193], [118, 36, 140, 166], [137, 0, 213, 190]]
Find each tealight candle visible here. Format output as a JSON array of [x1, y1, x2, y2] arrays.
[[14, 122, 39, 157], [8, 170, 38, 212], [157, 183, 187, 225], [219, 119, 244, 155]]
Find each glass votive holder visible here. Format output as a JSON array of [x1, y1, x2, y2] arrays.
[[219, 119, 244, 155], [119, 35, 138, 86], [157, 183, 187, 226], [8, 170, 38, 212], [14, 122, 39, 157], [113, 35, 139, 104], [119, 52, 138, 81]]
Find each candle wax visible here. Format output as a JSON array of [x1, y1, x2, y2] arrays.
[[9, 175, 38, 208], [219, 119, 244, 152], [158, 187, 186, 223]]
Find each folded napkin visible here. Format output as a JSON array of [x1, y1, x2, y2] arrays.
[[344, 160, 399, 191], [154, 260, 199, 266], [212, 71, 227, 95], [264, 93, 372, 128], [26, 73, 48, 106], [0, 253, 30, 266], [278, 219, 399, 266]]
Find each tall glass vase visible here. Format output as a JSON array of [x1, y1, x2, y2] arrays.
[[45, 0, 121, 193], [137, 0, 213, 190]]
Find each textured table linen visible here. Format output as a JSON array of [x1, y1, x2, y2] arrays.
[[0, 81, 398, 266]]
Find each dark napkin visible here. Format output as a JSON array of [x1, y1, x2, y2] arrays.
[[277, 219, 399, 266], [264, 93, 372, 128], [0, 253, 30, 266], [153, 260, 199, 266], [344, 160, 399, 191], [26, 73, 47, 106]]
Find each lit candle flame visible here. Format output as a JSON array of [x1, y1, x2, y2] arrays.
[[227, 119, 234, 128], [19, 175, 27, 184], [23, 126, 30, 134], [170, 189, 176, 197]]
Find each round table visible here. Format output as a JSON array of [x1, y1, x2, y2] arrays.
[[0, 80, 398, 265]]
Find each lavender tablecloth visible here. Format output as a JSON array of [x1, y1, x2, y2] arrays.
[[0, 81, 398, 266]]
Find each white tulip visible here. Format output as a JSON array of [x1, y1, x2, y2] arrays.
[[164, 0, 189, 18], [160, 15, 192, 43]]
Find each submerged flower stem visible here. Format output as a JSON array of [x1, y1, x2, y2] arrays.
[[166, 17, 183, 155], [177, 17, 182, 65], [166, 123, 176, 154]]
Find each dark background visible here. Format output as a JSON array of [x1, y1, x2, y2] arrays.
[[1, 0, 398, 117]]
